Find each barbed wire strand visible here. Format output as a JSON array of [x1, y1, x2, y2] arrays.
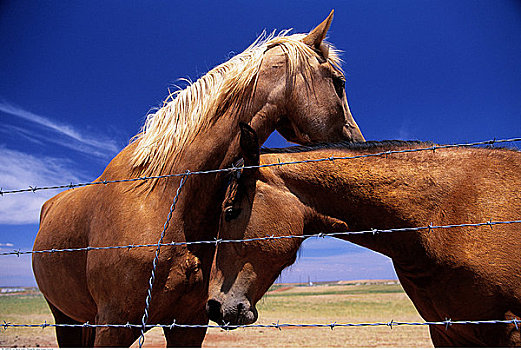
[[3, 219, 520, 257], [138, 173, 188, 347], [1, 137, 520, 196], [2, 318, 519, 331]]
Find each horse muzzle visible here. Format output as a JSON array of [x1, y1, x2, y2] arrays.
[[206, 297, 258, 327]]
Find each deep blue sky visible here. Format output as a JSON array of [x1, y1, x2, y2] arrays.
[[1, 1, 520, 286]]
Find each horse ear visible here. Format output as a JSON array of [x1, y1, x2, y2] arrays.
[[239, 122, 260, 167], [302, 9, 334, 52]]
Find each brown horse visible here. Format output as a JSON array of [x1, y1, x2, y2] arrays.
[[32, 12, 365, 347], [207, 126, 521, 347]]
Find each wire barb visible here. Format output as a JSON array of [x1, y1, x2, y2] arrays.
[[169, 319, 177, 330], [444, 318, 452, 330]]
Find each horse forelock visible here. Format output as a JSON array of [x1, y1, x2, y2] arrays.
[[129, 30, 341, 180]]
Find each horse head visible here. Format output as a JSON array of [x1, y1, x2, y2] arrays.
[[207, 123, 304, 326], [247, 10, 365, 146]]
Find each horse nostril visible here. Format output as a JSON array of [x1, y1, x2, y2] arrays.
[[206, 299, 223, 323], [237, 302, 245, 313]]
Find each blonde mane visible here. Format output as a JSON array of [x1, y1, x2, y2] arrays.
[[131, 30, 341, 178]]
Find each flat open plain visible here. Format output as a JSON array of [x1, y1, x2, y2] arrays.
[[0, 281, 433, 347]]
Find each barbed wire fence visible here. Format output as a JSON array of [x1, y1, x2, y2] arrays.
[[1, 136, 521, 347], [3, 318, 520, 331]]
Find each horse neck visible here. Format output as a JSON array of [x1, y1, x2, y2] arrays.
[[157, 105, 279, 242], [265, 147, 465, 259], [171, 100, 279, 182], [263, 146, 521, 322]]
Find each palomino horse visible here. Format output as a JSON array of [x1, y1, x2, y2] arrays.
[[32, 11, 365, 347], [207, 126, 521, 347]]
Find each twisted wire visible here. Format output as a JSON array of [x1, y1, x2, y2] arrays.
[[3, 219, 520, 257], [1, 137, 519, 196], [2, 318, 519, 331], [138, 173, 188, 347]]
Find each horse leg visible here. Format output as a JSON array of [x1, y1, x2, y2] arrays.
[[162, 313, 208, 347], [429, 321, 519, 347], [93, 312, 141, 347], [93, 326, 141, 347], [163, 326, 207, 348], [93, 325, 141, 347], [46, 299, 95, 347], [428, 324, 488, 347], [428, 325, 456, 347]]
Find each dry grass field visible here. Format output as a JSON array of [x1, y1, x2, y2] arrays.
[[0, 281, 433, 348]]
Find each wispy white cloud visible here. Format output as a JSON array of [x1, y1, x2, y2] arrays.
[[0, 243, 14, 247], [0, 147, 86, 224], [4, 125, 46, 146], [0, 100, 121, 159]]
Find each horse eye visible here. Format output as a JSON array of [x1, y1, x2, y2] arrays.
[[224, 207, 242, 222], [332, 76, 345, 99]]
